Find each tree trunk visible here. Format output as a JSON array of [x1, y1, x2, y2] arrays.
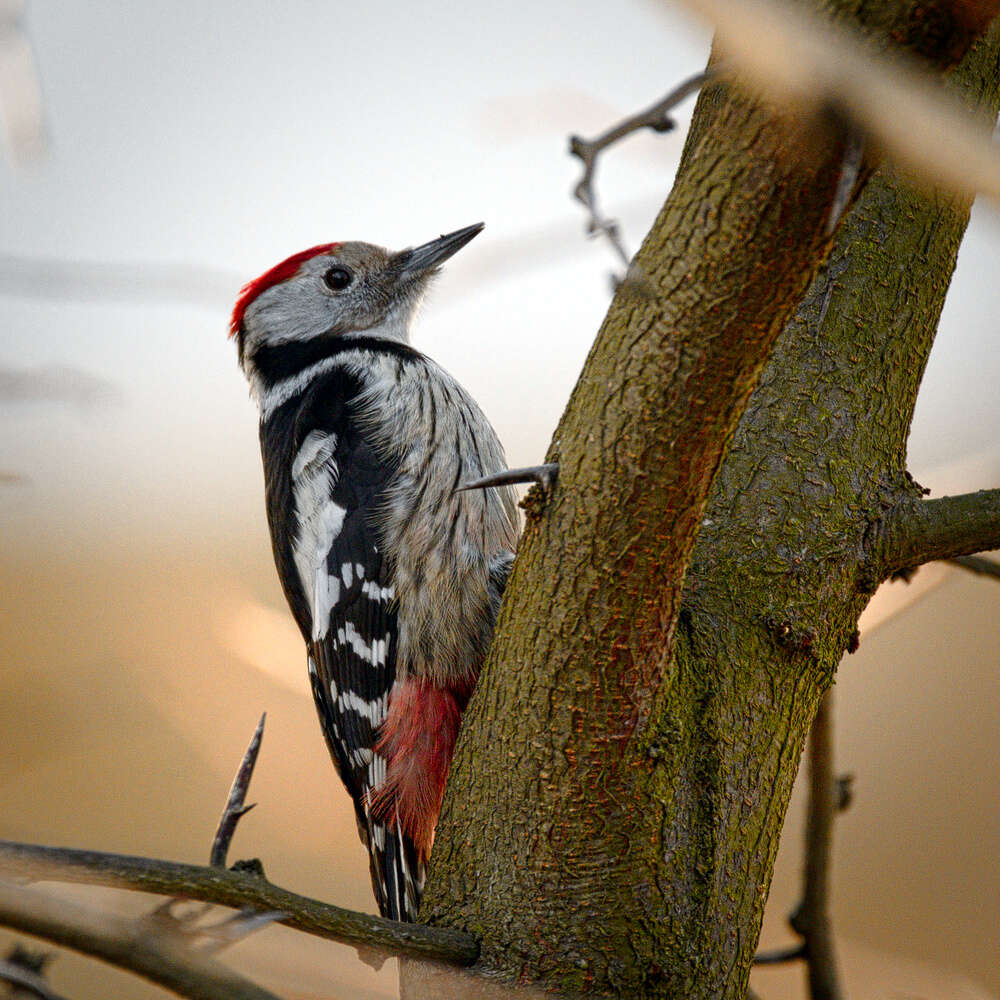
[[420, 4, 1000, 997]]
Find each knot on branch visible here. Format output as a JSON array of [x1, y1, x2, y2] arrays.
[[231, 858, 267, 879], [764, 614, 817, 655]]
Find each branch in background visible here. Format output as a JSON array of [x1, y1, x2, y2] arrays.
[[210, 713, 265, 870], [789, 689, 843, 1000], [0, 841, 478, 966], [568, 70, 710, 272], [0, 881, 280, 1000], [677, 0, 1000, 202], [879, 489, 1000, 578], [948, 553, 1000, 579], [752, 691, 847, 1000]]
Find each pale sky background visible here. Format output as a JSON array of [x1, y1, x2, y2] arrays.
[[1, 2, 998, 999]]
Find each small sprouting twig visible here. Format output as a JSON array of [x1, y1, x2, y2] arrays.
[[0, 956, 69, 1000], [569, 69, 712, 268], [826, 130, 867, 235], [457, 463, 559, 494], [752, 943, 807, 965], [211, 713, 266, 869], [146, 713, 274, 954], [948, 553, 1000, 580]]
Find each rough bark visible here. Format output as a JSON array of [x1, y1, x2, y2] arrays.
[[421, 4, 1000, 997]]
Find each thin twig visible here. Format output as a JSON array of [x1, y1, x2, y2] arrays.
[[0, 840, 478, 965], [948, 553, 1000, 579], [211, 713, 266, 869], [457, 464, 559, 493], [0, 881, 281, 1000], [752, 944, 807, 965], [0, 957, 70, 1000], [569, 70, 711, 267]]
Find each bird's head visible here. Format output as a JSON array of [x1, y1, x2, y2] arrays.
[[230, 223, 483, 386]]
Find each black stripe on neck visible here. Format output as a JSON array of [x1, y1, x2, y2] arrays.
[[250, 332, 425, 385]]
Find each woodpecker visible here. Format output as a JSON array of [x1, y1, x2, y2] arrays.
[[230, 223, 519, 921]]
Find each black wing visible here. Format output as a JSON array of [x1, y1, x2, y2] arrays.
[[293, 379, 422, 921]]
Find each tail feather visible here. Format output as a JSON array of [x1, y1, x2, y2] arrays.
[[366, 812, 424, 921]]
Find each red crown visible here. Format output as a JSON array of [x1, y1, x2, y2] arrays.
[[229, 243, 342, 338]]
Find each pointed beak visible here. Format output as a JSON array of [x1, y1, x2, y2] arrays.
[[395, 223, 484, 278]]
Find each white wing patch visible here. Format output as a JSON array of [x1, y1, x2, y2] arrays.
[[291, 430, 346, 640]]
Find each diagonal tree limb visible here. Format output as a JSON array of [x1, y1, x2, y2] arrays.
[[0, 881, 281, 1000], [425, 7, 1000, 991], [0, 840, 477, 965]]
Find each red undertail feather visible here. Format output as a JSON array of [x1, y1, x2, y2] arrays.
[[228, 242, 342, 337], [371, 677, 474, 861]]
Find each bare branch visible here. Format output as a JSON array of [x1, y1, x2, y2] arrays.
[[211, 713, 265, 869], [0, 840, 478, 966], [568, 70, 710, 265], [0, 956, 69, 1000], [948, 553, 1000, 579], [679, 0, 1000, 201], [0, 881, 280, 1000], [877, 488, 1000, 578]]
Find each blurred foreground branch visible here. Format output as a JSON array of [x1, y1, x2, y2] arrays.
[[678, 0, 1000, 201], [0, 880, 280, 1000]]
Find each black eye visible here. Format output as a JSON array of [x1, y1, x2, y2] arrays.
[[323, 267, 353, 291]]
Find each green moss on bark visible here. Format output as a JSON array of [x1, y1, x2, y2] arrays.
[[420, 11, 1000, 999]]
